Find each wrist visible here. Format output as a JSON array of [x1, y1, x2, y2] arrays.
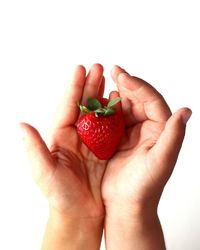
[[104, 201, 165, 250], [49, 204, 105, 223], [105, 198, 159, 221], [41, 207, 104, 250], [49, 206, 104, 238]]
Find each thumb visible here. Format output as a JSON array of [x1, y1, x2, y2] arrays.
[[151, 108, 192, 177], [20, 122, 55, 186]]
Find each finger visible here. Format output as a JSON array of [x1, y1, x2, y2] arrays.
[[112, 65, 159, 99], [81, 63, 104, 104], [117, 72, 171, 123], [109, 90, 119, 100], [111, 65, 126, 83], [97, 76, 105, 99], [111, 66, 135, 125], [150, 108, 192, 179], [52, 65, 86, 129], [20, 123, 55, 188]]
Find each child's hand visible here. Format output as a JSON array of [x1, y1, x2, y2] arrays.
[[21, 64, 106, 250], [102, 66, 192, 250]]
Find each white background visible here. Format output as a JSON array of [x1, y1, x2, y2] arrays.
[[0, 1, 199, 249]]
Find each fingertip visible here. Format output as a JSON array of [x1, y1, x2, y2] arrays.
[[88, 63, 104, 78], [109, 90, 120, 100], [92, 63, 104, 72], [73, 64, 86, 76], [111, 65, 126, 83], [111, 65, 120, 74], [18, 123, 36, 150], [164, 108, 192, 135], [181, 108, 192, 124], [19, 122, 41, 142], [19, 122, 34, 132], [111, 65, 125, 73], [19, 122, 31, 136], [111, 64, 124, 75], [18, 122, 27, 141], [19, 122, 26, 130]]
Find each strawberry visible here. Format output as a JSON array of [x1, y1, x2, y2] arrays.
[[76, 97, 125, 160]]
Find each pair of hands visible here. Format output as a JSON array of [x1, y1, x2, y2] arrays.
[[21, 64, 191, 249]]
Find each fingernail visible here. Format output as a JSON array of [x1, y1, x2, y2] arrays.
[[182, 109, 192, 124]]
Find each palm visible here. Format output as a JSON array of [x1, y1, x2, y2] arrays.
[[105, 121, 164, 204], [46, 126, 106, 214]]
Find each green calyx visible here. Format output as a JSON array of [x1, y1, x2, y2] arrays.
[[79, 97, 121, 117]]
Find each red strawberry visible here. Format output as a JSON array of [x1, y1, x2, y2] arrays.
[[76, 97, 125, 160]]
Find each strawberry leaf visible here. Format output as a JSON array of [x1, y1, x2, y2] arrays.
[[104, 108, 115, 116], [107, 97, 121, 108], [80, 105, 90, 114], [88, 98, 102, 111]]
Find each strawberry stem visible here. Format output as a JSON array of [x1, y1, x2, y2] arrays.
[[79, 97, 121, 117]]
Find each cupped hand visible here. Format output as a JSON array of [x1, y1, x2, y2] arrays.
[[21, 64, 107, 218], [102, 66, 192, 211]]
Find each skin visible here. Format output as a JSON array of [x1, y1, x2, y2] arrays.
[[21, 64, 191, 250]]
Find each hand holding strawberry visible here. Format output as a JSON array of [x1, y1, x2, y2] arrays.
[[101, 66, 192, 250], [20, 64, 109, 250]]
